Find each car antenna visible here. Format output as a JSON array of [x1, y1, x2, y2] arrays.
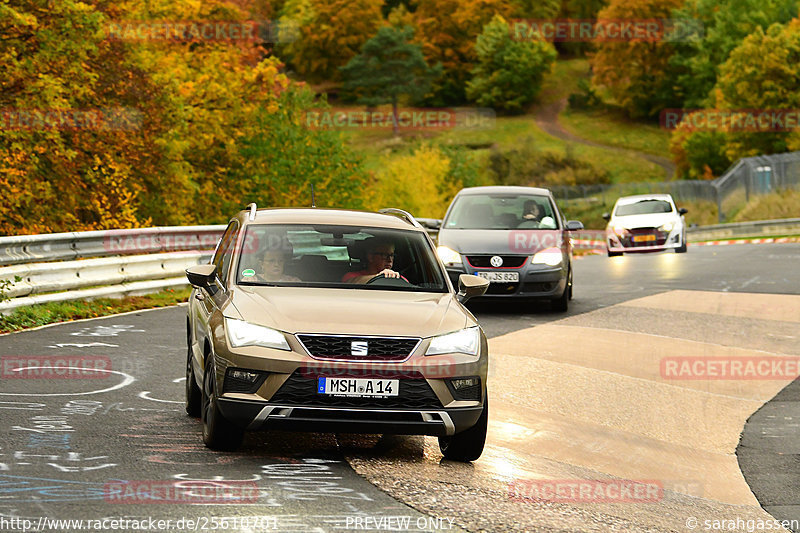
[[311, 183, 316, 208]]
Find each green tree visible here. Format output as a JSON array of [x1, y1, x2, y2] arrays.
[[466, 15, 556, 113], [339, 26, 442, 135], [714, 19, 800, 160], [669, 0, 798, 108], [415, 0, 514, 104], [237, 87, 370, 213]]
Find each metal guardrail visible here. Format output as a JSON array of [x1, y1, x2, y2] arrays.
[[687, 218, 800, 241], [0, 225, 225, 266], [0, 226, 224, 314], [0, 252, 211, 299], [551, 151, 800, 223]]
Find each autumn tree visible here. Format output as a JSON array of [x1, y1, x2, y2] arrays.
[[0, 0, 174, 234], [466, 15, 556, 113], [669, 0, 798, 108], [339, 26, 441, 135], [590, 0, 685, 118], [288, 0, 383, 82], [669, 19, 800, 178], [713, 19, 800, 160], [414, 0, 514, 104]]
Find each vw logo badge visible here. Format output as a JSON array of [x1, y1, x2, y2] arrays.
[[351, 341, 368, 356], [490, 255, 503, 268]]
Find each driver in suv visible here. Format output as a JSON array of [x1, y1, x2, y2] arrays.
[[342, 237, 402, 283]]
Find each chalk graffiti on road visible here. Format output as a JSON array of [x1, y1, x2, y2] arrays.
[[70, 325, 145, 337], [0, 368, 134, 397], [47, 343, 118, 348], [137, 391, 182, 404], [0, 475, 109, 502], [261, 459, 373, 503]]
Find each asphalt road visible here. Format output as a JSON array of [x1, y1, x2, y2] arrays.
[[0, 243, 797, 532]]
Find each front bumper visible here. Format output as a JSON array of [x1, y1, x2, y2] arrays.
[[209, 333, 488, 436], [446, 265, 566, 299], [606, 228, 683, 253], [217, 399, 483, 436]]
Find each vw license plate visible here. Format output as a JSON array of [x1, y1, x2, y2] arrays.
[[317, 377, 399, 397], [632, 234, 656, 243], [476, 271, 519, 283]]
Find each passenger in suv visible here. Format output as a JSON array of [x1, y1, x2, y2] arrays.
[[185, 206, 490, 461]]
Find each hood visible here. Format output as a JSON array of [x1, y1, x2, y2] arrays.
[[609, 213, 680, 230], [438, 228, 559, 255], [229, 287, 468, 338]]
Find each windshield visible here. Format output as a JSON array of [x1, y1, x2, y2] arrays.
[[614, 199, 674, 216], [443, 194, 559, 230], [235, 224, 447, 292]]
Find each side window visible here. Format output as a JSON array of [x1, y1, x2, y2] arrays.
[[212, 221, 239, 289]]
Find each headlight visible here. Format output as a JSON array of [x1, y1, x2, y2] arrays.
[[659, 222, 675, 232], [225, 318, 290, 350], [611, 224, 628, 236], [426, 327, 480, 356], [532, 247, 563, 266], [437, 245, 462, 265]]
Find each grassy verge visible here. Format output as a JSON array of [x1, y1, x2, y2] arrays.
[[342, 112, 666, 185], [538, 58, 590, 106], [560, 107, 671, 157], [732, 189, 800, 222], [0, 287, 191, 334]]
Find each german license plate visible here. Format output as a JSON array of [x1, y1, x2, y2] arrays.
[[632, 234, 656, 243], [476, 271, 519, 283], [317, 377, 399, 397]]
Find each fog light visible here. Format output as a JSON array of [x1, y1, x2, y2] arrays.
[[229, 369, 260, 382], [448, 376, 481, 401], [451, 377, 479, 390]]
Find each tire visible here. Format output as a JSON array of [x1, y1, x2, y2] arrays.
[[201, 356, 244, 451], [551, 269, 570, 312], [185, 345, 201, 417], [439, 395, 488, 462], [607, 249, 623, 257], [676, 234, 687, 253]]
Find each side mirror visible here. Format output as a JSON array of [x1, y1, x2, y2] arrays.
[[417, 218, 442, 230], [678, 207, 688, 215], [186, 264, 217, 288], [457, 274, 489, 304], [566, 220, 584, 231], [601, 212, 611, 221]]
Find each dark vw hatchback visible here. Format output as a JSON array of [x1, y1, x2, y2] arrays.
[[434, 186, 583, 311]]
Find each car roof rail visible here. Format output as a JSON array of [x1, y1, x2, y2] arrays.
[[246, 202, 257, 221], [378, 208, 424, 229]]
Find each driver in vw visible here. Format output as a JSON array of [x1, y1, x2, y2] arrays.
[[342, 237, 403, 283]]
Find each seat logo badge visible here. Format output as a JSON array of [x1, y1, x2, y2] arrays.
[[490, 255, 503, 267], [351, 341, 368, 356]]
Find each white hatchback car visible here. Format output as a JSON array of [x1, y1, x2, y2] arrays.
[[602, 194, 688, 256]]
